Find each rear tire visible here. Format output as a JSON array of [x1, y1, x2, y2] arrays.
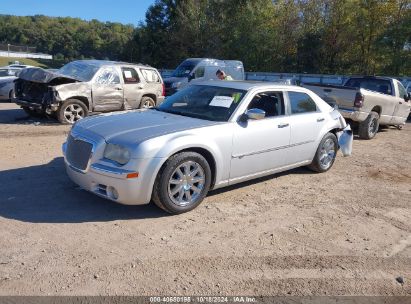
[[358, 111, 379, 139], [308, 133, 338, 173], [139, 96, 156, 109], [152, 152, 212, 214], [57, 99, 88, 124]]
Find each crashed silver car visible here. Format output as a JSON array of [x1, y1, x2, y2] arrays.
[[63, 81, 353, 214], [14, 60, 165, 123]]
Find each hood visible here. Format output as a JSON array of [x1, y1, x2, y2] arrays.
[[75, 109, 220, 145], [163, 76, 187, 84], [18, 67, 80, 84]]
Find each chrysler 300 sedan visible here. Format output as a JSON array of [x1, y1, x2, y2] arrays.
[[63, 81, 352, 214]]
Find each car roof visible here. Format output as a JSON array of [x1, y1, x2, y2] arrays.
[[71, 60, 154, 69], [195, 80, 301, 91]]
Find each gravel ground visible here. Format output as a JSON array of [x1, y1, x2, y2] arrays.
[[0, 102, 410, 296]]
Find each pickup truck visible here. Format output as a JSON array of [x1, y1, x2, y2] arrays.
[[303, 76, 411, 139]]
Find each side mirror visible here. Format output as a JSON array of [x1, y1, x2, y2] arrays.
[[405, 92, 411, 102], [245, 108, 265, 120], [188, 73, 195, 82]]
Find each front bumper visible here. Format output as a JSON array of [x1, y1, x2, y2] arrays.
[[14, 99, 43, 109], [63, 142, 165, 205], [338, 107, 369, 122]]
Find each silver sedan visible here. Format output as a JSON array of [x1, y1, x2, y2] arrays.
[[63, 81, 352, 214]]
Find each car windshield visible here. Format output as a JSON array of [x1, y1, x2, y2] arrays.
[[57, 61, 100, 81], [157, 85, 247, 122], [171, 60, 200, 78]]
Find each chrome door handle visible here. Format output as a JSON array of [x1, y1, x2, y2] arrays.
[[115, 87, 123, 91], [278, 123, 289, 128], [317, 117, 325, 122]]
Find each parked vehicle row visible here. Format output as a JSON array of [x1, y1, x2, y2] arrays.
[[303, 76, 411, 139]]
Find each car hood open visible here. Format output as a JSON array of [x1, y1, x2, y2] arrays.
[[18, 67, 80, 84], [74, 109, 221, 145]]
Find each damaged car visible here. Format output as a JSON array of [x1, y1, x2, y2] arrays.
[[14, 60, 165, 123], [63, 81, 353, 214]]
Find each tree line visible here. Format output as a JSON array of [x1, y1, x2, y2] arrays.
[[1, 0, 410, 75]]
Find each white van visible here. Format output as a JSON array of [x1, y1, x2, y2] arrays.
[[163, 58, 244, 95]]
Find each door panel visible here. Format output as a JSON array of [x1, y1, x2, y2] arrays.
[[286, 91, 325, 164], [287, 113, 326, 164], [230, 117, 290, 180], [122, 67, 144, 109], [92, 67, 123, 112]]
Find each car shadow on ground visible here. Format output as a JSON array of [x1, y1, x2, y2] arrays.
[[0, 157, 167, 224], [208, 166, 313, 197], [0, 107, 59, 125]]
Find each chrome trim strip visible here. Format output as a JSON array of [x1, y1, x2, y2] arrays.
[[90, 163, 136, 179], [232, 140, 314, 159]]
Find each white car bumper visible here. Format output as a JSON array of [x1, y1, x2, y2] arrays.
[[339, 107, 369, 122], [63, 142, 165, 205]]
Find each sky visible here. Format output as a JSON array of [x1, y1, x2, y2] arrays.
[[0, 0, 156, 26]]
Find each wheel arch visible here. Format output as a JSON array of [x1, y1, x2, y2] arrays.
[[371, 106, 382, 116], [65, 96, 90, 111]]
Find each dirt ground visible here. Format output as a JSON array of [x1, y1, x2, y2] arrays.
[[0, 102, 410, 296]]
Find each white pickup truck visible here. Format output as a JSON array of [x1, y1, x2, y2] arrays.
[[303, 76, 411, 139]]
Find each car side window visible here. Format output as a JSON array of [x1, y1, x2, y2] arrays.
[[140, 69, 161, 83], [288, 92, 317, 114], [95, 67, 120, 85], [247, 92, 285, 118], [194, 66, 205, 78], [398, 82, 407, 99], [122, 67, 140, 84]]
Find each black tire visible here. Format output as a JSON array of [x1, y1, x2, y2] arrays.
[[22, 106, 46, 118], [139, 96, 156, 109], [152, 152, 212, 214], [8, 89, 15, 102], [57, 99, 88, 124], [308, 132, 338, 173], [358, 111, 379, 139]]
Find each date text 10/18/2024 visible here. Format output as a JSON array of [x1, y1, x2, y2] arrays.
[[149, 296, 257, 303]]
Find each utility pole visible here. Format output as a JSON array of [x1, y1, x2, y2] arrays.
[[7, 44, 10, 57]]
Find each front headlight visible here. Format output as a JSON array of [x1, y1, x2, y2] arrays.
[[103, 144, 131, 165]]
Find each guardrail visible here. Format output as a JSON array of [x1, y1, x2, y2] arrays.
[[0, 51, 53, 60], [159, 70, 410, 86]]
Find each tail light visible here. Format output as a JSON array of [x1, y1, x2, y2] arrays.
[[354, 92, 364, 108], [162, 83, 165, 97]]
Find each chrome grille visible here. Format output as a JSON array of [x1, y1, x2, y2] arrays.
[[66, 135, 93, 171]]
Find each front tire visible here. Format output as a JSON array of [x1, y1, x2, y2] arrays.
[[358, 111, 379, 139], [152, 152, 212, 214], [9, 89, 15, 102], [57, 99, 88, 124], [308, 132, 338, 173]]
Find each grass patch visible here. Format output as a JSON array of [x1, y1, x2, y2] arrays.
[[0, 57, 66, 69]]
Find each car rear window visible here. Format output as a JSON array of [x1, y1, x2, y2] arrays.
[[345, 78, 393, 95], [140, 69, 161, 83], [288, 92, 317, 114]]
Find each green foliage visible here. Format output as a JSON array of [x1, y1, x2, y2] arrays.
[[136, 0, 411, 75], [0, 15, 135, 62], [0, 1, 410, 75]]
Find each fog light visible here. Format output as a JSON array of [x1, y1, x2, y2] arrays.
[[107, 186, 119, 200]]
